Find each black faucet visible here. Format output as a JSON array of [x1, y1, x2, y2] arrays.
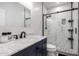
[[20, 31, 26, 38]]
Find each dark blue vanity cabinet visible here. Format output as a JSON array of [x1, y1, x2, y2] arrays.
[[12, 38, 47, 56]]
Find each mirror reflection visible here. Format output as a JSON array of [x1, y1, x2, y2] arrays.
[[0, 2, 31, 27]]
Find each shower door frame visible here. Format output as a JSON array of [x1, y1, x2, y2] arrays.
[[42, 2, 79, 56], [78, 2, 79, 55]]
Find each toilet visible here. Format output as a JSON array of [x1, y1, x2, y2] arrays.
[[47, 44, 58, 56]]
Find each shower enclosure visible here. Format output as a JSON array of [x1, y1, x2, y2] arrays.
[[43, 2, 79, 55]]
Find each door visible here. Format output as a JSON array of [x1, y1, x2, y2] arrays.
[[56, 11, 72, 54], [44, 9, 78, 55]]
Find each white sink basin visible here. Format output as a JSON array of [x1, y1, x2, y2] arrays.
[[26, 35, 44, 39]]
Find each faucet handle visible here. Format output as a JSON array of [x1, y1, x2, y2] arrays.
[[13, 35, 18, 39]]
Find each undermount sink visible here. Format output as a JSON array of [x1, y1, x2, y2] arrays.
[[0, 34, 45, 44], [26, 35, 43, 39]]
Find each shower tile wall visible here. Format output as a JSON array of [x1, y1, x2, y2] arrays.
[[46, 2, 78, 55]]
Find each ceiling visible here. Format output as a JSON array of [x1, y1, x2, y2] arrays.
[[19, 2, 32, 11], [43, 2, 70, 10]]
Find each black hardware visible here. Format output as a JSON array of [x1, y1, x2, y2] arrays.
[[2, 32, 11, 35], [67, 2, 74, 49], [68, 37, 73, 40], [44, 8, 78, 16], [20, 31, 26, 38], [68, 20, 74, 23], [42, 2, 44, 36], [68, 29, 73, 32]]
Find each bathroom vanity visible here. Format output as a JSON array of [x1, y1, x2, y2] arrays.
[[0, 35, 47, 56], [0, 2, 47, 56]]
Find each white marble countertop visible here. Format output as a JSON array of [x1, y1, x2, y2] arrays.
[[0, 35, 46, 56]]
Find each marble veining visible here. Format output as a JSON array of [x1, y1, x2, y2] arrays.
[[0, 35, 46, 56]]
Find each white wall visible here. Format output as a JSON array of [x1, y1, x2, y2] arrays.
[[0, 8, 5, 26], [31, 2, 47, 35], [31, 2, 42, 35]]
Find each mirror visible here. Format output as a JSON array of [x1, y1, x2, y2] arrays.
[[24, 18, 31, 27], [0, 2, 31, 27], [24, 7, 31, 28]]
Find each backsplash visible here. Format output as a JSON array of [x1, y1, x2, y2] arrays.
[[0, 26, 34, 41], [0, 26, 33, 34]]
